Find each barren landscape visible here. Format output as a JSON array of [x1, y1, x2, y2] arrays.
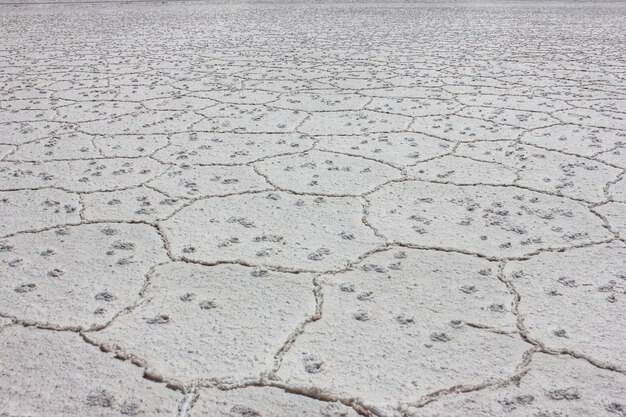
[[0, 1, 625, 416]]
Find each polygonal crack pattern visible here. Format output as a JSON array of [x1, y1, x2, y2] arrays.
[[0, 2, 625, 417], [277, 248, 528, 414], [0, 326, 180, 416], [412, 353, 626, 417], [86, 262, 317, 383], [368, 181, 611, 259], [503, 242, 626, 370], [0, 223, 168, 329], [162, 192, 384, 271]]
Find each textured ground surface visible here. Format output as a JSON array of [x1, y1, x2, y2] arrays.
[[1, 1, 625, 416]]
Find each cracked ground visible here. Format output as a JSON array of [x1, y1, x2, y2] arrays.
[[0, 1, 625, 416]]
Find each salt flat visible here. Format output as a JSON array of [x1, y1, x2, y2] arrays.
[[0, 1, 625, 416]]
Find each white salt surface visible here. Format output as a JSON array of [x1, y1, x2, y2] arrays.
[[0, 1, 625, 416]]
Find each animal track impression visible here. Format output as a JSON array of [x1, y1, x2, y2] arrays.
[[0, 2, 624, 417]]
